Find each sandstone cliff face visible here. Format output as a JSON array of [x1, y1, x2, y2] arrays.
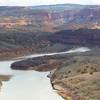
[[0, 4, 99, 32]]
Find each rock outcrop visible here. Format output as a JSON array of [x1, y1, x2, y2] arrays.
[[0, 4, 100, 32], [50, 51, 100, 100], [0, 75, 11, 92]]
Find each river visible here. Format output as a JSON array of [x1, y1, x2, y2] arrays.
[[0, 47, 90, 100]]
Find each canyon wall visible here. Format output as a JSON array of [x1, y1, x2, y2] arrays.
[[0, 4, 99, 32]]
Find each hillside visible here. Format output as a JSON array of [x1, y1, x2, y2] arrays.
[[50, 51, 100, 100], [0, 28, 100, 59], [0, 4, 100, 59]]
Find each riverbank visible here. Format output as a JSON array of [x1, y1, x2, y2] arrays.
[[50, 50, 100, 100], [10, 47, 90, 71], [0, 62, 64, 100]]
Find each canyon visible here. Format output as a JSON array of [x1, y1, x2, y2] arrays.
[[0, 4, 100, 59], [0, 5, 100, 32], [0, 4, 100, 100], [0, 4, 100, 60]]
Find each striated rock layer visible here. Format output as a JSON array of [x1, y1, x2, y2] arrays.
[[0, 4, 100, 32]]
